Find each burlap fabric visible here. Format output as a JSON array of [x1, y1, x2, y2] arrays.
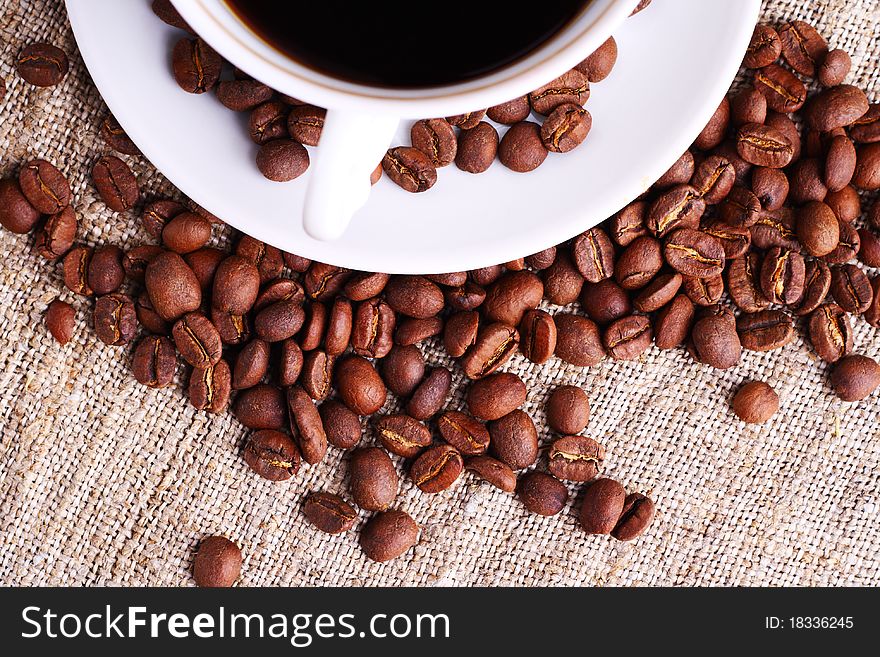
[[0, 0, 878, 587]]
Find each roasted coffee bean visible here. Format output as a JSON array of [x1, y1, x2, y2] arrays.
[[760, 247, 805, 305], [825, 185, 861, 223], [443, 311, 479, 358], [646, 185, 704, 237], [732, 381, 779, 424], [683, 274, 723, 306], [751, 166, 789, 210], [579, 478, 626, 534], [437, 411, 489, 456], [788, 158, 828, 204], [822, 218, 860, 265], [359, 510, 418, 563], [572, 228, 614, 283], [286, 385, 327, 465], [483, 271, 543, 326], [549, 435, 604, 482], [406, 367, 451, 421], [454, 122, 498, 173], [382, 147, 437, 192], [859, 228, 880, 268], [611, 493, 656, 541], [172, 312, 222, 368], [634, 273, 682, 312], [754, 64, 806, 113], [300, 350, 334, 401], [803, 85, 869, 132], [554, 313, 605, 366], [350, 298, 394, 357], [411, 118, 457, 167], [409, 445, 464, 493], [575, 36, 617, 81], [249, 101, 289, 144], [319, 400, 362, 450], [233, 384, 287, 430], [541, 103, 591, 153], [655, 151, 695, 189], [34, 206, 77, 260], [62, 245, 93, 296], [378, 345, 425, 398], [192, 536, 241, 588], [123, 244, 163, 283], [349, 447, 398, 511], [136, 291, 169, 334], [824, 134, 857, 192], [16, 42, 68, 86], [300, 299, 329, 350], [469, 265, 504, 286], [691, 155, 735, 204], [87, 244, 125, 295], [818, 48, 851, 87], [609, 201, 648, 247], [830, 264, 873, 314], [212, 309, 250, 345], [488, 410, 538, 470], [831, 355, 880, 401], [487, 96, 530, 124], [243, 429, 300, 481], [211, 255, 259, 316], [691, 305, 742, 369], [287, 105, 325, 146], [466, 456, 517, 493], [131, 335, 176, 388], [236, 236, 284, 284], [654, 294, 695, 349], [546, 386, 590, 435], [730, 88, 767, 128], [232, 339, 269, 390], [45, 299, 75, 346], [529, 70, 589, 115], [467, 372, 526, 421], [736, 122, 793, 168], [580, 279, 631, 325], [853, 143, 880, 190], [253, 300, 305, 342], [793, 259, 831, 316], [172, 37, 221, 93], [736, 309, 794, 351], [384, 276, 444, 319], [444, 281, 487, 311], [336, 355, 386, 415], [19, 159, 70, 214], [498, 121, 548, 172], [796, 201, 840, 257], [323, 297, 353, 356], [808, 303, 852, 362], [517, 472, 568, 516], [216, 79, 273, 111], [604, 314, 653, 360], [519, 309, 556, 364], [446, 110, 486, 129], [743, 25, 781, 68], [92, 156, 139, 212], [424, 272, 468, 287], [719, 186, 762, 228], [278, 338, 304, 387], [615, 236, 663, 289], [714, 140, 753, 185], [865, 277, 880, 328], [850, 104, 880, 144], [693, 97, 730, 150], [460, 322, 519, 379], [390, 316, 442, 348], [344, 272, 390, 301], [703, 223, 751, 260], [256, 139, 310, 181], [374, 414, 431, 458], [750, 208, 800, 252], [303, 492, 357, 534], [141, 199, 185, 239], [664, 229, 725, 278], [93, 293, 137, 346], [541, 250, 584, 305], [777, 20, 827, 77], [254, 279, 304, 314]]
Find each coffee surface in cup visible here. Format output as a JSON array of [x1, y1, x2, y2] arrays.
[[226, 0, 591, 88]]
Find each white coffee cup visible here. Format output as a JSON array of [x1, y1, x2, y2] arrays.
[[171, 0, 640, 240]]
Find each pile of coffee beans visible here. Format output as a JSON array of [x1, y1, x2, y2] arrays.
[[3, 10, 879, 584], [152, 0, 652, 188]]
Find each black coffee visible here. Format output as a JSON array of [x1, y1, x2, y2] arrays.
[[226, 0, 590, 88]]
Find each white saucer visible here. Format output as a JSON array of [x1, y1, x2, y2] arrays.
[[66, 0, 760, 273]]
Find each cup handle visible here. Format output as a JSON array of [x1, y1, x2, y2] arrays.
[[303, 109, 400, 241]]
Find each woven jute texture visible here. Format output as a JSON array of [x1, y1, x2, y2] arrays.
[[0, 0, 878, 587]]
